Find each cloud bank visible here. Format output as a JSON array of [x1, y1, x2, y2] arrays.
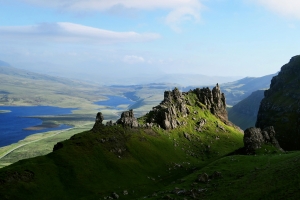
[[252, 0, 300, 19], [21, 0, 203, 29], [0, 22, 160, 44]]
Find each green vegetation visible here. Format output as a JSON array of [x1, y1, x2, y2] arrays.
[[0, 123, 93, 168], [148, 151, 300, 199], [0, 95, 244, 199]]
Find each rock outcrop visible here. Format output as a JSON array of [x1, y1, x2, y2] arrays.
[[244, 126, 283, 154], [256, 55, 300, 150], [92, 112, 104, 131], [116, 109, 139, 128], [193, 83, 227, 121], [145, 87, 189, 129], [145, 84, 228, 130]]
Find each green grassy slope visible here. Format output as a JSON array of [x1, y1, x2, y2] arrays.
[[0, 99, 243, 199], [0, 124, 93, 168], [148, 151, 300, 200]]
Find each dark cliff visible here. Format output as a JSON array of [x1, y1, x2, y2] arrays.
[[256, 55, 300, 150]]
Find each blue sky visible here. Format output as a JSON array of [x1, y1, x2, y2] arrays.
[[1, 0, 300, 84]]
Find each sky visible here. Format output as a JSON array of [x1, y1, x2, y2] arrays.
[[1, 0, 300, 84]]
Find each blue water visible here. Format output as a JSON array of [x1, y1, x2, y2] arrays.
[[95, 96, 134, 110], [0, 106, 75, 147]]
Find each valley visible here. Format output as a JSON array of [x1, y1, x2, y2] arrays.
[[0, 57, 300, 199]]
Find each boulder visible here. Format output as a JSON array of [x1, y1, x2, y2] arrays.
[[183, 132, 191, 141], [196, 173, 209, 183], [244, 126, 283, 154]]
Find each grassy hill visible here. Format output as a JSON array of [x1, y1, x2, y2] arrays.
[[0, 88, 244, 199], [0, 82, 300, 199]]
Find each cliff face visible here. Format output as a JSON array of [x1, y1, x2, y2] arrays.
[[145, 84, 228, 130], [256, 55, 300, 150]]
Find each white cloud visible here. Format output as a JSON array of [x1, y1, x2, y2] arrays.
[[21, 0, 201, 11], [123, 55, 145, 64], [0, 22, 160, 44], [165, 6, 201, 32], [251, 0, 300, 19], [21, 0, 203, 29]]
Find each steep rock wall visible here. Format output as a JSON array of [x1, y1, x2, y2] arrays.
[[256, 55, 300, 150]]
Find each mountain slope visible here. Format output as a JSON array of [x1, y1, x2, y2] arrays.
[[221, 74, 275, 106], [183, 73, 275, 106], [256, 55, 300, 150], [228, 90, 265, 130], [0, 60, 113, 108], [0, 86, 243, 199]]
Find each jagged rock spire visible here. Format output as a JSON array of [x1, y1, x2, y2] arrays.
[[92, 112, 104, 131]]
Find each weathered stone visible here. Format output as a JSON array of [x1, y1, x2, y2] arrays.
[[197, 173, 209, 183], [193, 84, 227, 121], [244, 126, 283, 154], [145, 84, 230, 130], [106, 120, 113, 126], [183, 132, 191, 141], [111, 192, 119, 199], [145, 87, 189, 130], [116, 109, 139, 128], [91, 112, 104, 131], [198, 118, 207, 127], [210, 171, 222, 179]]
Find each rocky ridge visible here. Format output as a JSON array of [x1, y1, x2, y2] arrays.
[[256, 55, 300, 150], [143, 84, 228, 130]]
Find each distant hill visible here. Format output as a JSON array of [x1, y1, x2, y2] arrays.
[[0, 60, 11, 67], [221, 74, 276, 106], [183, 74, 275, 106], [228, 90, 265, 130], [0, 60, 113, 108], [0, 62, 96, 88], [154, 74, 241, 87]]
